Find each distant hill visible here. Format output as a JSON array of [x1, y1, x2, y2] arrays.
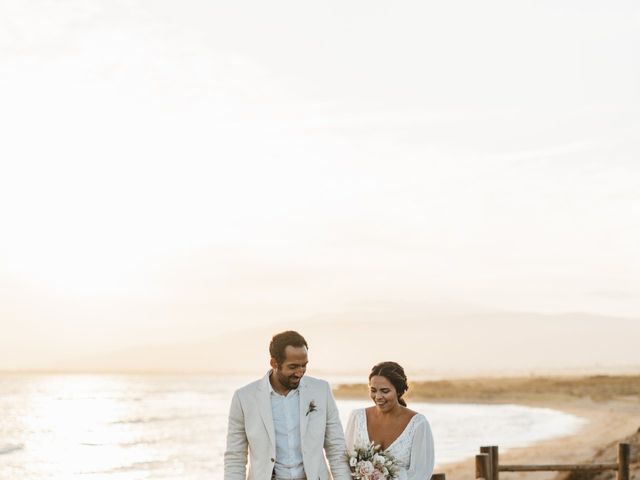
[[49, 308, 640, 376]]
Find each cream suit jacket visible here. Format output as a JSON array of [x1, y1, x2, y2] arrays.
[[224, 372, 351, 480]]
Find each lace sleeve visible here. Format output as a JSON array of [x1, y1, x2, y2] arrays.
[[406, 415, 435, 480], [344, 409, 358, 452]]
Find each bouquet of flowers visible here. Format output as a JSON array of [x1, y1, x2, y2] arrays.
[[346, 442, 399, 480]]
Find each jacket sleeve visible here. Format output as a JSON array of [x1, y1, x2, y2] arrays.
[[224, 390, 248, 480], [323, 384, 352, 480]]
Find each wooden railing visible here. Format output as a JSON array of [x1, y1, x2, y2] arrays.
[[474, 443, 631, 480]]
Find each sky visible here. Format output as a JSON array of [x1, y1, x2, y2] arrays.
[[1, 1, 639, 371]]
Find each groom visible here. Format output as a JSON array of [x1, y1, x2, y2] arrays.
[[224, 330, 351, 480]]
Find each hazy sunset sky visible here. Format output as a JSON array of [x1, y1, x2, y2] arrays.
[[1, 1, 639, 370]]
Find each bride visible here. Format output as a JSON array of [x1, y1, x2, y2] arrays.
[[345, 362, 435, 480]]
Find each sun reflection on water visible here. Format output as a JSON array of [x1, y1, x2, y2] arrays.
[[12, 375, 169, 478]]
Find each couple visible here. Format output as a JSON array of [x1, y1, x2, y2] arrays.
[[224, 331, 435, 480]]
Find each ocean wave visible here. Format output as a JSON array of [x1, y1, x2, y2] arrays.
[[0, 443, 24, 455], [80, 438, 162, 447], [120, 437, 163, 447], [83, 459, 171, 474], [111, 413, 210, 425], [111, 416, 170, 425]]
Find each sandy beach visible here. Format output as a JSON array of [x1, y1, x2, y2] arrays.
[[335, 375, 640, 480]]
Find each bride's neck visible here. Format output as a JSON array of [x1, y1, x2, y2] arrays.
[[375, 404, 402, 417]]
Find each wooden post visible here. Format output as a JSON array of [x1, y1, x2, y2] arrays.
[[617, 443, 630, 480], [479, 445, 499, 480], [480, 447, 493, 480], [490, 446, 499, 480], [430, 473, 446, 480], [476, 453, 491, 480]]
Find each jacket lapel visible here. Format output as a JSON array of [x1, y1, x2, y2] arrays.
[[257, 371, 276, 448], [299, 377, 310, 440]]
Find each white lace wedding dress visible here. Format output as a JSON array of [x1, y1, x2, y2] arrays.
[[345, 408, 435, 480]]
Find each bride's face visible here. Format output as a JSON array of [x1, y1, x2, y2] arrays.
[[369, 375, 399, 412]]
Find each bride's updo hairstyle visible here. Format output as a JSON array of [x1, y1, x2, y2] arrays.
[[369, 361, 409, 407]]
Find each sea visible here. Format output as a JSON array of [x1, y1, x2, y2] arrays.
[[0, 374, 586, 480]]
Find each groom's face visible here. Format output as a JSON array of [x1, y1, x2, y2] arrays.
[[271, 345, 308, 391]]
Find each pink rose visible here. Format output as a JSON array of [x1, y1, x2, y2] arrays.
[[358, 461, 375, 477], [371, 469, 384, 480]]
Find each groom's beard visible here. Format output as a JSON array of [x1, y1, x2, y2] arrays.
[[275, 369, 301, 390]]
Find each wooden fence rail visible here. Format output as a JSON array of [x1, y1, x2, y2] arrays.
[[475, 443, 631, 480]]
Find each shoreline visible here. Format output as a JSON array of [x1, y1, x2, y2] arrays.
[[437, 396, 640, 480], [334, 376, 640, 480]]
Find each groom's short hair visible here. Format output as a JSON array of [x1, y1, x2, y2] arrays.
[[269, 330, 308, 366]]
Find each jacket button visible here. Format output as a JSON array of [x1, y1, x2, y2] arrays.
[[271, 458, 275, 462]]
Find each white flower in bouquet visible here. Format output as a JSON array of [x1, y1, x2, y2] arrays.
[[346, 442, 399, 480]]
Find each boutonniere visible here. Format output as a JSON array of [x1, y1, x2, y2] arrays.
[[306, 400, 317, 416]]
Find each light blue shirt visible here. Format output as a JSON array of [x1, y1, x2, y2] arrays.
[[269, 381, 305, 479]]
